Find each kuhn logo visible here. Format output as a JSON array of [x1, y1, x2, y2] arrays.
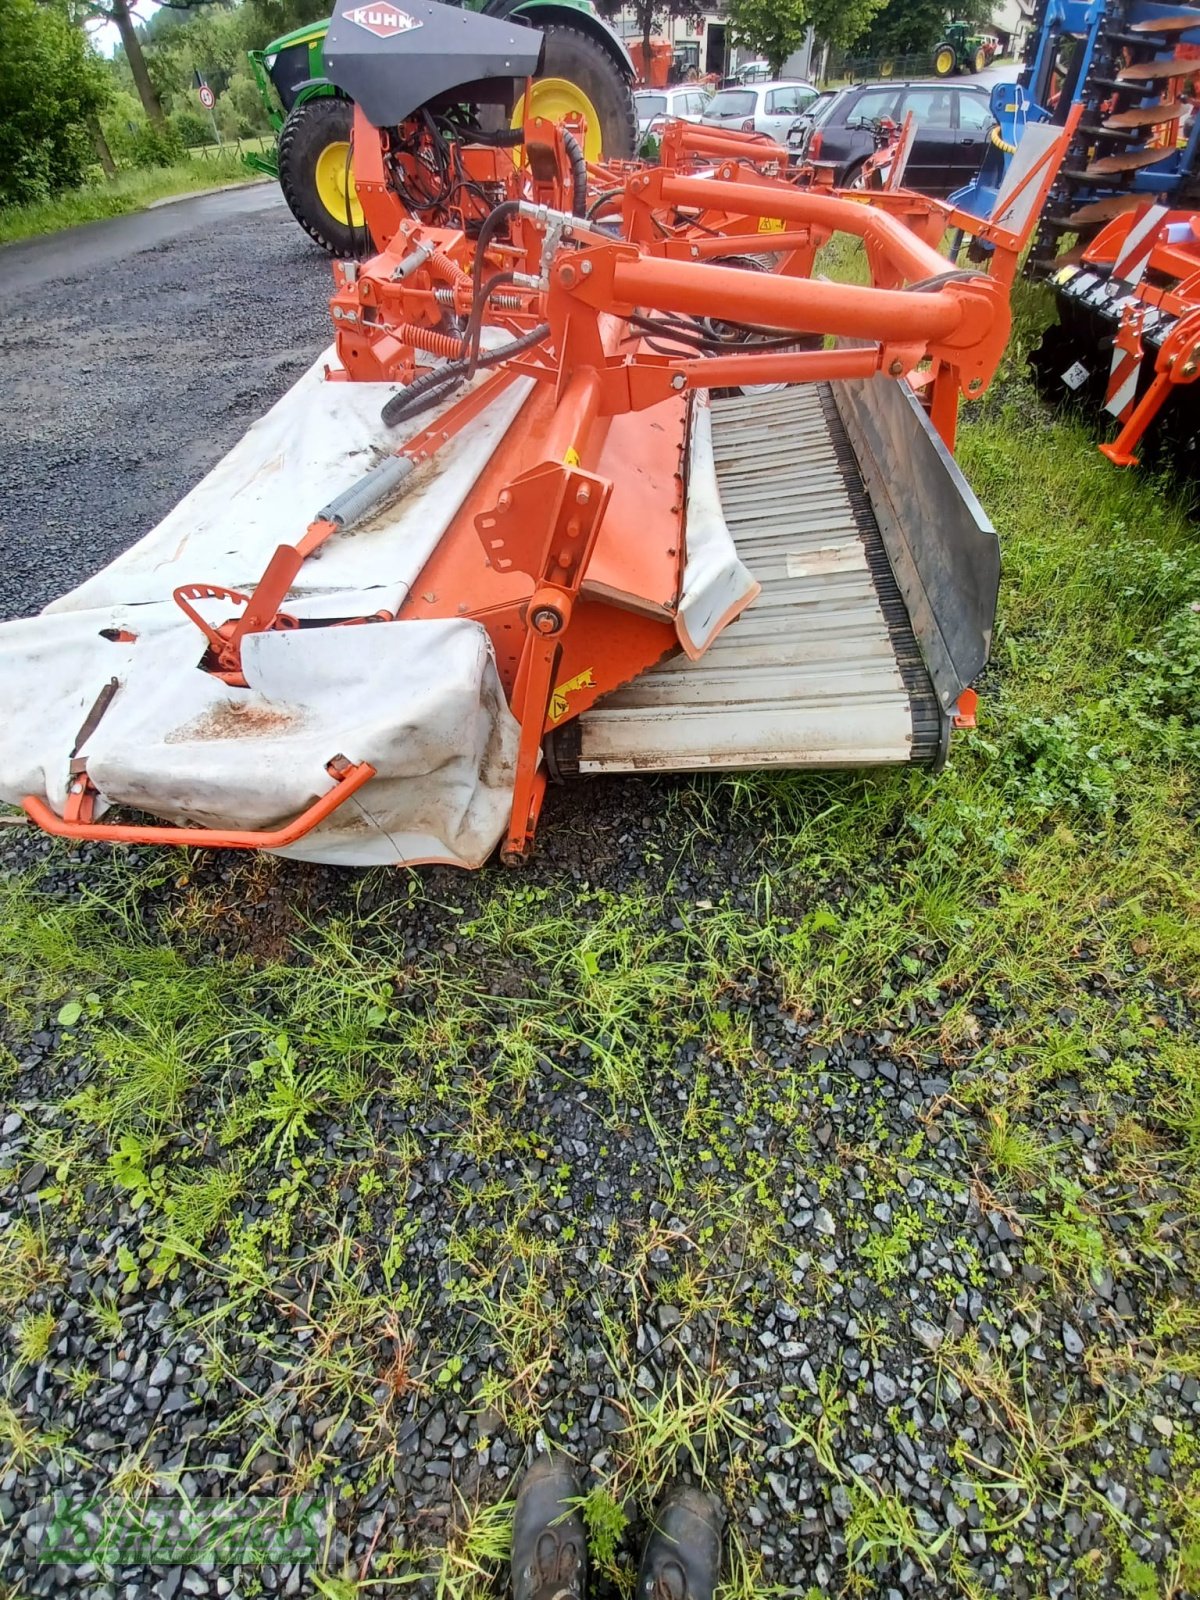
[[345, 3, 421, 37]]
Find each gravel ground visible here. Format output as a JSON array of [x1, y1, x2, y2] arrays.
[[0, 189, 331, 622], [1, 195, 1198, 1600]]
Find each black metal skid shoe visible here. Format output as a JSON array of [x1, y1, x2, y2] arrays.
[[636, 1483, 723, 1600], [512, 1451, 588, 1600]]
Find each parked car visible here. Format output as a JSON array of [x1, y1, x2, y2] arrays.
[[634, 85, 711, 136], [788, 79, 996, 195], [701, 80, 821, 144], [728, 60, 773, 84]]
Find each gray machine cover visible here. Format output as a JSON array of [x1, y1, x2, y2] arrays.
[[324, 0, 544, 127]]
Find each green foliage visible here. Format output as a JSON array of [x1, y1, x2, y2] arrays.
[[987, 712, 1126, 818], [725, 0, 811, 74], [856, 0, 993, 55], [172, 107, 214, 148], [581, 1485, 629, 1572], [1125, 603, 1200, 732], [0, 0, 109, 205], [807, 0, 889, 51]]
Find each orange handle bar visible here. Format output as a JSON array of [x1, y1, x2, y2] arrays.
[[22, 759, 376, 851], [655, 173, 954, 286], [612, 253, 962, 344]]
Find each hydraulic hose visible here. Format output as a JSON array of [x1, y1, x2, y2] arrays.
[[380, 322, 551, 429], [561, 129, 588, 217]]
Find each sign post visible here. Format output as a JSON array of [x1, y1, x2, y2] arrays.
[[194, 70, 222, 146]]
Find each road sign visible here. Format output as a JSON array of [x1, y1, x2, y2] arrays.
[[198, 84, 215, 109]]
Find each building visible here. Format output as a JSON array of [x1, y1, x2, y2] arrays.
[[608, 5, 816, 81]]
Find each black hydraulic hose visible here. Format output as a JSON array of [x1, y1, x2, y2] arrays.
[[381, 322, 551, 429], [561, 129, 588, 217]]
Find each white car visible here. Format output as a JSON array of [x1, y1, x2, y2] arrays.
[[701, 79, 820, 144], [634, 85, 712, 136]]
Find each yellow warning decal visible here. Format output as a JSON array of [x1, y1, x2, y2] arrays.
[[549, 668, 595, 722], [563, 446, 581, 465], [757, 216, 785, 233], [1054, 265, 1079, 285]]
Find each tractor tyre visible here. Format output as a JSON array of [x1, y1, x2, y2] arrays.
[[277, 96, 369, 259], [519, 23, 638, 160], [973, 45, 988, 72], [933, 42, 958, 76]]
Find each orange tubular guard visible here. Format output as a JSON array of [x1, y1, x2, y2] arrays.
[[22, 760, 377, 851]]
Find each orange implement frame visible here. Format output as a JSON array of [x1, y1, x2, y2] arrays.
[[24, 113, 1025, 864]]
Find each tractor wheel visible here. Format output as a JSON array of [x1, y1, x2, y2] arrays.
[[277, 96, 369, 258], [973, 45, 988, 72], [934, 42, 958, 76], [511, 22, 637, 160]]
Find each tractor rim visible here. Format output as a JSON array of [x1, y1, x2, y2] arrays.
[[935, 46, 955, 73], [512, 77, 604, 160], [314, 140, 365, 228]]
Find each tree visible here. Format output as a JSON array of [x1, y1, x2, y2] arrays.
[[593, 0, 705, 83], [807, 0, 889, 51], [0, 0, 109, 204], [724, 0, 809, 75], [858, 0, 992, 56]]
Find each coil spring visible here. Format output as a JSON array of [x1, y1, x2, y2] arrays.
[[397, 323, 465, 358], [433, 286, 523, 310], [428, 248, 471, 287]]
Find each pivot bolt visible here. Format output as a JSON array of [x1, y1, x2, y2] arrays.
[[580, 260, 593, 276], [889, 359, 904, 376], [532, 606, 563, 635], [560, 266, 576, 287], [671, 373, 686, 390]]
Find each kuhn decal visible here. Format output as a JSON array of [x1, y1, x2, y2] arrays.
[[345, 3, 422, 38]]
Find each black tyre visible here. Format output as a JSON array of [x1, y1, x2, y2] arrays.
[[277, 95, 370, 258], [534, 23, 638, 160], [933, 42, 958, 76], [841, 157, 867, 190]]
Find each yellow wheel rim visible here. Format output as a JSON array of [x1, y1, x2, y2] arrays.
[[880, 58, 895, 77], [935, 47, 955, 74], [512, 76, 604, 161], [314, 139, 364, 228]]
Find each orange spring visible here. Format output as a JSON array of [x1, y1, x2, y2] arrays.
[[428, 248, 471, 287], [396, 323, 465, 359]]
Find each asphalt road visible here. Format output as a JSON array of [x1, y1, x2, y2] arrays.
[[0, 184, 333, 622]]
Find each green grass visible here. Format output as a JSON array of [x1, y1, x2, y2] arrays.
[[0, 143, 272, 246]]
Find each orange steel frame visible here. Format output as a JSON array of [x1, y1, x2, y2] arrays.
[[25, 112, 1042, 864], [1076, 206, 1200, 467]]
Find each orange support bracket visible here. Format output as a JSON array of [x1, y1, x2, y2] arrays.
[[24, 756, 376, 851], [475, 457, 611, 862]]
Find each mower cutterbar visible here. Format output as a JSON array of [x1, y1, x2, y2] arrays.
[[4, 105, 1016, 869]]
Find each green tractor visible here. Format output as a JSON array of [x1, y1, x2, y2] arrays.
[[247, 0, 637, 256], [931, 20, 998, 77]]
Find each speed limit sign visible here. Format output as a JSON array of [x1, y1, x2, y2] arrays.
[[198, 84, 215, 109]]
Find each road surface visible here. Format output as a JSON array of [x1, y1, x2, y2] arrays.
[[0, 185, 332, 622]]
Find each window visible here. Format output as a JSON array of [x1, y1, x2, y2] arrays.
[[897, 88, 954, 127], [683, 91, 707, 114], [847, 88, 898, 125], [706, 90, 757, 118], [768, 86, 803, 115], [956, 92, 996, 132], [635, 93, 667, 118]]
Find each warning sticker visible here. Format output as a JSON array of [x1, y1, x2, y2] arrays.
[[345, 3, 422, 37], [757, 216, 785, 234], [549, 668, 595, 722], [1061, 360, 1090, 391]]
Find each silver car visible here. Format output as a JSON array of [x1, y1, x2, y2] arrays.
[[634, 85, 712, 137], [701, 79, 820, 144]]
